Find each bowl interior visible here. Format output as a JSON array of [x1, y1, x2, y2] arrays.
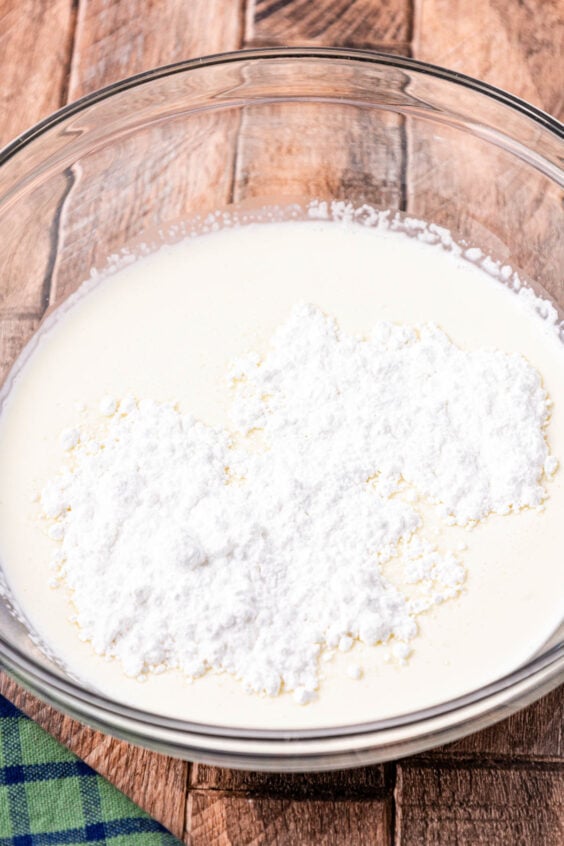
[[0, 50, 562, 766]]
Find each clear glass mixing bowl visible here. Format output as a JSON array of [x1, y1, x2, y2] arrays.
[[0, 48, 562, 771]]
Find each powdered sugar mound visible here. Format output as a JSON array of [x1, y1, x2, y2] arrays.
[[231, 304, 551, 523], [41, 305, 554, 698], [42, 404, 420, 691]]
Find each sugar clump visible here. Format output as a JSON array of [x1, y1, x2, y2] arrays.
[[41, 305, 554, 699]]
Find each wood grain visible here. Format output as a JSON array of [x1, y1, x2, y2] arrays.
[[191, 762, 389, 797], [42, 0, 245, 834], [0, 172, 75, 314], [395, 761, 564, 845], [69, 0, 245, 99], [233, 100, 405, 209], [187, 792, 392, 845], [245, 0, 411, 48], [0, 0, 77, 316], [47, 108, 241, 306], [404, 109, 563, 300], [0, 315, 40, 381], [45, 0, 246, 307], [436, 688, 563, 761], [414, 0, 564, 120], [0, 0, 76, 147], [407, 0, 564, 302]]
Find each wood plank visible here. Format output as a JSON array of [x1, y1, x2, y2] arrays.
[[0, 2, 76, 315], [187, 791, 392, 845], [69, 0, 245, 100], [0, 315, 40, 383], [233, 99, 405, 209], [402, 85, 562, 244], [404, 115, 563, 300], [414, 0, 564, 120], [395, 761, 564, 845], [0, 0, 76, 147], [0, 671, 188, 839], [405, 10, 563, 840], [47, 108, 242, 306], [436, 690, 563, 761], [47, 0, 246, 307], [0, 172, 76, 314], [408, 0, 563, 302], [191, 762, 389, 798], [245, 0, 412, 48], [37, 0, 245, 827]]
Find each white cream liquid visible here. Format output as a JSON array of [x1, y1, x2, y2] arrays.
[[0, 220, 562, 729]]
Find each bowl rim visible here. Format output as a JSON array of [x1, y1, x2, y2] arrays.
[[1, 46, 562, 170], [0, 46, 562, 754], [1, 636, 562, 743]]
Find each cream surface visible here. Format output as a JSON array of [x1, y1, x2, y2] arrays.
[[0, 220, 562, 729]]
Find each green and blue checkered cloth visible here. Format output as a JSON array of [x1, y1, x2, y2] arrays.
[[0, 694, 182, 845]]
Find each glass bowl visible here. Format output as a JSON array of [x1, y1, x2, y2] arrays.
[[0, 48, 562, 771]]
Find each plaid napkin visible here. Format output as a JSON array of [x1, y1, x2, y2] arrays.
[[0, 694, 182, 845]]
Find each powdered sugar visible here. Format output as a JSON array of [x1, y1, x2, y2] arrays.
[[40, 304, 554, 700], [231, 305, 551, 524]]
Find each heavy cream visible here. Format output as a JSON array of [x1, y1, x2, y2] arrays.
[[0, 218, 562, 729]]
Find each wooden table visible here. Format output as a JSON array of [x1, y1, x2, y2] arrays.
[[1, 1, 563, 842]]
